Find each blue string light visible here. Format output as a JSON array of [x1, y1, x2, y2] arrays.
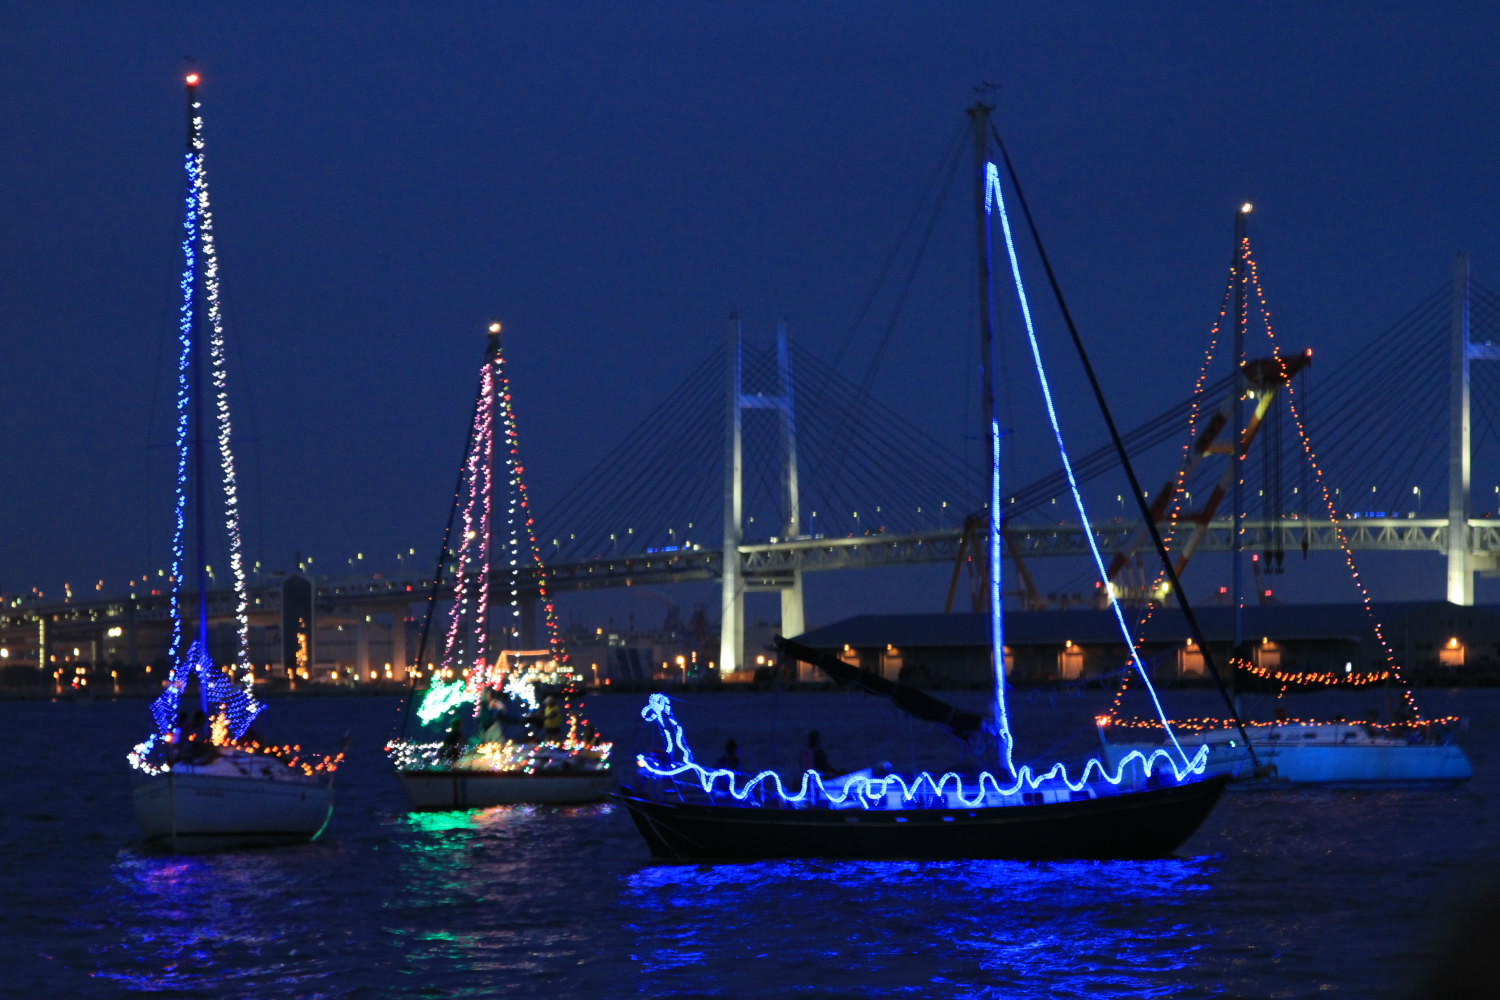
[[988, 418, 1015, 777], [636, 695, 1205, 811], [629, 164, 1216, 798], [984, 162, 1196, 769], [137, 82, 263, 764]]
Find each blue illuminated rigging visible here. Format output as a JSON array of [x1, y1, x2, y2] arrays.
[[140, 73, 262, 757]]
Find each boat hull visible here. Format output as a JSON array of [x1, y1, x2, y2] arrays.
[[1104, 726, 1473, 787], [398, 769, 614, 809], [132, 765, 333, 852], [614, 775, 1229, 861]]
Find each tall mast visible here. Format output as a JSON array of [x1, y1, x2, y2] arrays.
[[969, 100, 1014, 775], [1231, 204, 1251, 672], [487, 321, 505, 658], [970, 103, 998, 455], [185, 73, 211, 653]]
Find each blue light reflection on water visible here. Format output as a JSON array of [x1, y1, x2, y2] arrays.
[[622, 856, 1217, 999], [86, 802, 628, 999], [12, 693, 1496, 998]]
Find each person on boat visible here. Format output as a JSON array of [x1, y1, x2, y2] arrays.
[[481, 687, 526, 742], [800, 730, 837, 775], [440, 715, 465, 765], [540, 695, 564, 741], [715, 738, 742, 770]]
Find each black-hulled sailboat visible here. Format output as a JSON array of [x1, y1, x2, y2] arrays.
[[128, 73, 343, 851], [614, 102, 1229, 861]]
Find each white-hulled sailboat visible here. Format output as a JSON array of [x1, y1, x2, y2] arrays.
[[1098, 210, 1470, 787], [128, 73, 344, 851]]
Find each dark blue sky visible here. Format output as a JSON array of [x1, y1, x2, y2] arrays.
[[3, 3, 1498, 627]]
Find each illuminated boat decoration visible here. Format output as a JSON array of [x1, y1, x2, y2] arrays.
[[385, 325, 612, 809], [128, 73, 343, 851], [1094, 202, 1472, 788], [618, 673, 1228, 862], [615, 102, 1230, 861]]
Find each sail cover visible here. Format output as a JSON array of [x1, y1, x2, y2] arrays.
[[775, 637, 984, 739]]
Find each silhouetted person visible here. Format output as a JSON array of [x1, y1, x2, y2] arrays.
[[440, 716, 465, 765], [800, 730, 834, 774], [715, 738, 741, 770]]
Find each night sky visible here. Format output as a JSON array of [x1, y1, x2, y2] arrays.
[[4, 3, 1499, 628]]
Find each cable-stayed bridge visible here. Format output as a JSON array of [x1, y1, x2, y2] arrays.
[[519, 263, 1500, 666], [9, 266, 1500, 676]]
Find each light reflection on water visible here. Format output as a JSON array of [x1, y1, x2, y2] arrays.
[[622, 855, 1218, 999], [97, 848, 354, 998], [86, 804, 625, 999], [19, 694, 1493, 998]]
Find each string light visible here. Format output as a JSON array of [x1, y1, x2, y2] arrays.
[[985, 162, 1195, 770], [1107, 232, 1434, 731], [131, 75, 336, 776], [396, 325, 606, 774], [636, 695, 1206, 812], [1100, 714, 1460, 735]]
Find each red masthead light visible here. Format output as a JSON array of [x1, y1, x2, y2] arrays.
[[185, 73, 200, 86]]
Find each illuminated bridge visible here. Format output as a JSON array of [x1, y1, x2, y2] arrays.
[[6, 263, 1500, 678]]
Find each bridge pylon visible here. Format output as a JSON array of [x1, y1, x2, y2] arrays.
[[1451, 255, 1499, 603], [720, 316, 804, 675]]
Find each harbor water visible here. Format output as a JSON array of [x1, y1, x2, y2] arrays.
[[4, 686, 1497, 998]]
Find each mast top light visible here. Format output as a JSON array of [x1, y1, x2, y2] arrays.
[[488, 322, 502, 335], [185, 72, 201, 86], [1240, 201, 1254, 215]]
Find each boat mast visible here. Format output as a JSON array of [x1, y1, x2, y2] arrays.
[[969, 99, 1014, 775], [487, 321, 507, 661], [971, 104, 998, 451], [1231, 204, 1251, 693], [185, 74, 212, 664]]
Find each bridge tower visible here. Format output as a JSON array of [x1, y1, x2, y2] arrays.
[[720, 315, 804, 676], [1450, 254, 1498, 603]]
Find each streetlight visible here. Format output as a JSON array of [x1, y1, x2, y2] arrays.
[[1413, 485, 1422, 516]]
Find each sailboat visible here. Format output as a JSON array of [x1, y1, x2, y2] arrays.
[[128, 73, 343, 851], [613, 102, 1230, 861], [1097, 209, 1473, 787], [385, 323, 613, 810]]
